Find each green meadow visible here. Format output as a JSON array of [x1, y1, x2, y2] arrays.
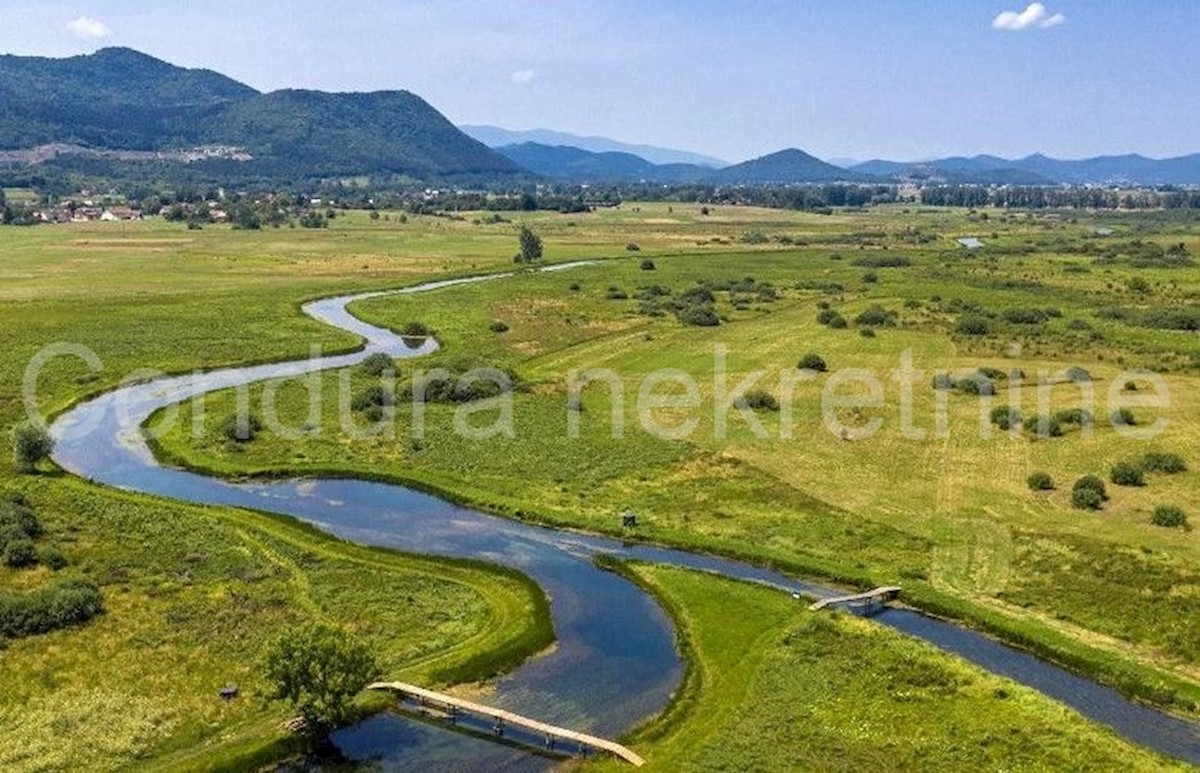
[[3, 203, 1200, 767]]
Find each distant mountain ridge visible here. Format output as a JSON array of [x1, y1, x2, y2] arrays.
[[0, 47, 519, 182], [462, 125, 728, 168], [848, 153, 1200, 186]]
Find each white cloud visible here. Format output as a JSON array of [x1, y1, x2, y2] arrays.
[[66, 16, 112, 41], [510, 69, 536, 85], [993, 3, 1066, 31]]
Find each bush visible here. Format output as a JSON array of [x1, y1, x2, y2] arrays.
[[1142, 452, 1187, 474], [861, 271, 878, 284], [798, 353, 827, 372], [677, 306, 720, 327], [817, 308, 838, 325], [956, 317, 990, 336], [853, 255, 912, 268], [606, 286, 628, 300], [489, 320, 510, 333], [680, 286, 716, 305], [40, 546, 68, 570], [221, 413, 263, 443], [828, 315, 848, 329], [358, 353, 394, 377], [1110, 408, 1137, 427], [932, 373, 956, 391], [0, 498, 42, 540], [1054, 408, 1094, 426], [568, 282, 581, 292], [628, 244, 643, 253], [854, 305, 895, 327], [1072, 487, 1105, 511], [1073, 475, 1109, 501], [401, 321, 430, 337], [351, 386, 396, 412], [1151, 505, 1188, 529], [1003, 308, 1050, 325], [1022, 415, 1063, 437], [11, 422, 54, 474], [3, 538, 37, 568], [639, 258, 655, 271], [1027, 472, 1054, 491], [0, 580, 104, 638], [990, 407, 1022, 430], [860, 327, 876, 338], [1111, 462, 1146, 487], [1065, 367, 1092, 382], [734, 390, 780, 412]]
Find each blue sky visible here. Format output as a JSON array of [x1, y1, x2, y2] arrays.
[[1, 1, 1196, 163]]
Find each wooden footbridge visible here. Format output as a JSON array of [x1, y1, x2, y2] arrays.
[[369, 681, 645, 766], [808, 586, 902, 614]]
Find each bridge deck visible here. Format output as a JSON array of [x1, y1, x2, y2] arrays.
[[808, 585, 902, 612], [369, 681, 645, 766]]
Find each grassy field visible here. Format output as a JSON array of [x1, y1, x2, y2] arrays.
[[5, 204, 1200, 767], [591, 564, 1183, 771], [0, 215, 571, 770], [149, 204, 1200, 717]]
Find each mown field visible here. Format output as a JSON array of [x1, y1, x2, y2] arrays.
[[5, 203, 1200, 768]]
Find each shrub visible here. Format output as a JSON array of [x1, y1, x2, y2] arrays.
[[1110, 407, 1137, 427], [677, 306, 720, 327], [1003, 308, 1050, 325], [221, 413, 263, 443], [1073, 475, 1109, 501], [3, 538, 37, 568], [40, 546, 68, 570], [817, 308, 837, 325], [990, 407, 1022, 430], [932, 373, 956, 391], [680, 286, 716, 305], [351, 386, 396, 412], [1023, 415, 1063, 437], [734, 390, 780, 412], [1111, 462, 1146, 487], [0, 499, 42, 540], [0, 580, 104, 638], [860, 328, 876, 338], [861, 271, 879, 284], [854, 305, 895, 327], [401, 321, 430, 337], [568, 282, 581, 292], [1054, 408, 1094, 427], [627, 243, 643, 253], [489, 320, 510, 333], [11, 422, 54, 474], [605, 286, 628, 300], [956, 317, 990, 336], [1027, 472, 1054, 491], [359, 353, 394, 376], [828, 315, 848, 329], [1142, 452, 1187, 474], [1072, 487, 1105, 511], [956, 376, 996, 396], [1065, 367, 1092, 382], [639, 258, 655, 270], [853, 255, 912, 268], [798, 354, 827, 372], [1151, 505, 1188, 529]]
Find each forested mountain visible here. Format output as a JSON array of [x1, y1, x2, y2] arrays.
[[0, 48, 519, 183], [849, 153, 1200, 186], [711, 149, 868, 184]]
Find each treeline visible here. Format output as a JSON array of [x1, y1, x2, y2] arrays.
[[920, 185, 1200, 210]]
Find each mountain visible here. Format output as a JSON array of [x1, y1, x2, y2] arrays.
[[0, 47, 256, 150], [851, 153, 1200, 186], [461, 125, 728, 168], [0, 48, 519, 182], [711, 149, 869, 184], [495, 142, 710, 183]]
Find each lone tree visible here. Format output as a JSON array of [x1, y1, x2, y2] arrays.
[[12, 422, 54, 474], [265, 623, 379, 738], [515, 224, 543, 264]]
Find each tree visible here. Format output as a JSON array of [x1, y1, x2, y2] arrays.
[[516, 224, 543, 264], [265, 623, 379, 737], [1110, 461, 1145, 487], [1151, 505, 1188, 529], [797, 353, 827, 372], [12, 422, 54, 474], [1026, 472, 1054, 491]]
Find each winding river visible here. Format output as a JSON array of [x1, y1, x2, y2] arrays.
[[49, 263, 1200, 769]]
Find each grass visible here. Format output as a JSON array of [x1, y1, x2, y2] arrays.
[[5, 204, 1200, 767], [588, 563, 1183, 771], [151, 209, 1200, 717]]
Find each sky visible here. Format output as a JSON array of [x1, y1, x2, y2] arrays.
[[1, 1, 1197, 164]]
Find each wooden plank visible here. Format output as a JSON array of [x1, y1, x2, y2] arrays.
[[369, 681, 646, 766], [808, 585, 901, 612]]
